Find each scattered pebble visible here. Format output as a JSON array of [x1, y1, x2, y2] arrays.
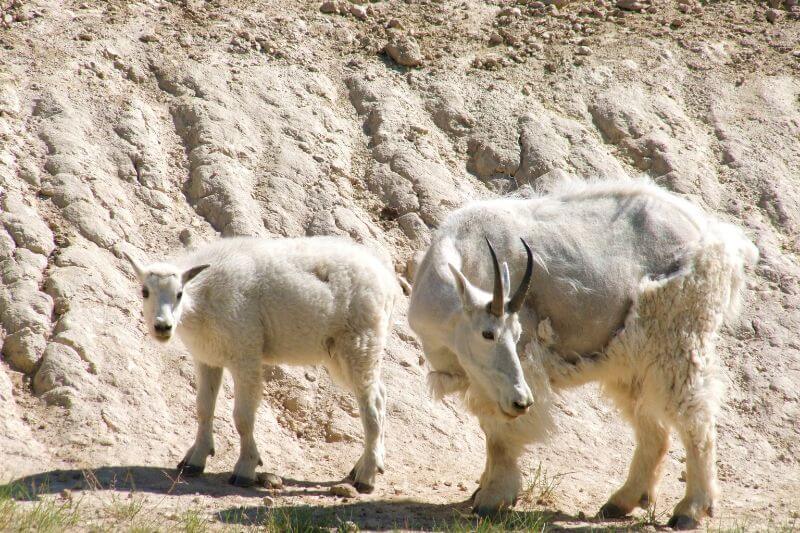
[[349, 4, 367, 20], [766, 8, 781, 23], [60, 488, 72, 500], [330, 483, 358, 498], [387, 18, 403, 30], [319, 1, 336, 14], [617, 0, 644, 11], [384, 34, 423, 67], [257, 472, 284, 489], [262, 495, 274, 506], [576, 45, 593, 55]]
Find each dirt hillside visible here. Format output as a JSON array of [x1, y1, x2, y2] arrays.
[[0, 0, 798, 530]]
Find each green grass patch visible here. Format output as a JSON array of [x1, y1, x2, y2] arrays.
[[0, 481, 82, 533]]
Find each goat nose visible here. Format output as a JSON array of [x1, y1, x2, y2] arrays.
[[154, 322, 172, 333], [512, 399, 533, 413]]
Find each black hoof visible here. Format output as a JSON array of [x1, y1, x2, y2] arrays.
[[377, 466, 385, 475], [347, 467, 356, 481], [209, 448, 215, 457], [597, 502, 629, 519], [258, 457, 263, 467], [228, 475, 256, 488], [352, 481, 374, 494], [668, 514, 698, 530], [177, 461, 204, 477]]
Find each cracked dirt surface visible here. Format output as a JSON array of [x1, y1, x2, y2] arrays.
[[0, 0, 799, 530]]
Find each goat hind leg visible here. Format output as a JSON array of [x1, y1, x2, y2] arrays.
[[669, 407, 718, 530], [229, 364, 263, 487], [178, 362, 223, 476], [348, 379, 385, 494]]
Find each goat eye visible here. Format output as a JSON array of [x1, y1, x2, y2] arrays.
[[141, 287, 149, 298], [482, 331, 495, 341], [177, 291, 183, 301]]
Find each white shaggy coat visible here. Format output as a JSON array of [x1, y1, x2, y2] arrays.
[[408, 179, 757, 528], [126, 236, 399, 491]]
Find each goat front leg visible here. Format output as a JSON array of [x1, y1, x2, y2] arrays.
[[178, 362, 223, 476], [599, 413, 670, 518], [472, 427, 524, 516], [228, 363, 263, 487]]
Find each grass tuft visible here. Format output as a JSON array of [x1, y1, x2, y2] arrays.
[[0, 481, 82, 533]]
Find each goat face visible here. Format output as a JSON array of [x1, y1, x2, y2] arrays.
[[124, 253, 209, 342], [447, 239, 535, 419]]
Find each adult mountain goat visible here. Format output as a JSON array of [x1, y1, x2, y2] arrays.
[[124, 236, 399, 492], [407, 179, 757, 529]]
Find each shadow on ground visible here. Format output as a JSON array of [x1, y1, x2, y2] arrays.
[[215, 500, 566, 532], [2, 467, 654, 531], [1, 466, 343, 500]]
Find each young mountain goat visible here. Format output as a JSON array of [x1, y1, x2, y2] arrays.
[[124, 236, 399, 492], [408, 179, 758, 529]]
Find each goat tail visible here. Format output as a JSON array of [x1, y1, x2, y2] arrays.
[[701, 221, 759, 321]]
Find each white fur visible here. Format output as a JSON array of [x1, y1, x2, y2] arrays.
[[408, 178, 757, 526], [125, 236, 399, 491]]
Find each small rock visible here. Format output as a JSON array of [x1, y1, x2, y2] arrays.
[[330, 483, 358, 498], [384, 34, 423, 67], [257, 472, 284, 489], [488, 32, 503, 45], [320, 1, 337, 13], [576, 45, 592, 55], [617, 0, 644, 11], [679, 470, 687, 482], [178, 228, 194, 246], [60, 489, 72, 500], [766, 8, 781, 22], [577, 510, 587, 520], [262, 495, 274, 506], [349, 4, 367, 20], [78, 33, 93, 41], [498, 7, 521, 17], [387, 18, 403, 30], [139, 32, 158, 43]]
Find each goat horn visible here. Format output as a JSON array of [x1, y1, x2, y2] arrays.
[[507, 238, 533, 314], [485, 238, 505, 317]]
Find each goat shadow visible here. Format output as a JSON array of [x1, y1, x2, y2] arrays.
[[2, 467, 653, 531], [215, 500, 566, 532], [1, 465, 342, 500]]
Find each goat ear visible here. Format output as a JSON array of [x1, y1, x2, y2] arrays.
[[501, 262, 511, 299], [182, 264, 210, 286], [448, 263, 479, 309], [123, 251, 146, 281]]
